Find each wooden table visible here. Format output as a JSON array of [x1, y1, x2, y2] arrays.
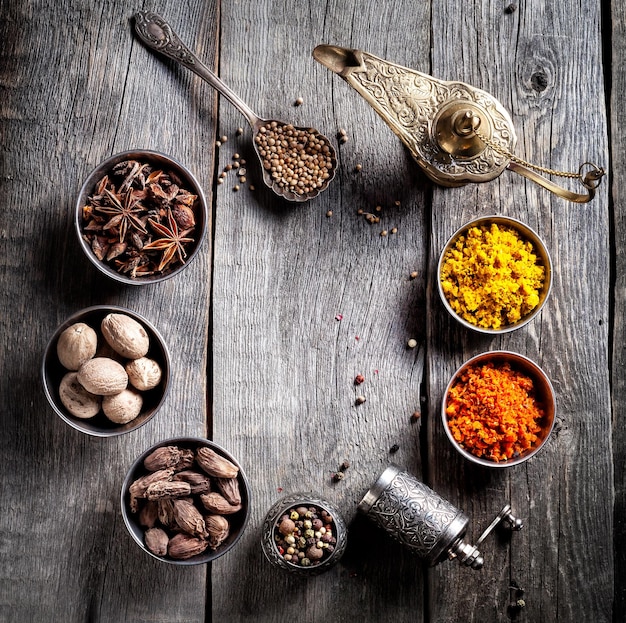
[[1, 1, 621, 621]]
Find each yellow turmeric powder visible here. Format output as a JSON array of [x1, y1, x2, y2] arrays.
[[440, 223, 545, 330]]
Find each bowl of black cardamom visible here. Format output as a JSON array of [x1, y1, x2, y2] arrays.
[[121, 437, 251, 565]]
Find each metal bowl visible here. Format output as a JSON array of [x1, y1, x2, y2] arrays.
[[41, 305, 170, 437], [261, 493, 348, 576], [121, 437, 251, 565], [442, 350, 556, 467], [75, 150, 208, 285], [437, 215, 552, 334]]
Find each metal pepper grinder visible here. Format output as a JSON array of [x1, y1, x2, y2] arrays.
[[358, 465, 523, 569]]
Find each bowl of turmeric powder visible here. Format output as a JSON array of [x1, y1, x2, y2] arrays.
[[442, 351, 556, 467], [437, 216, 552, 333]]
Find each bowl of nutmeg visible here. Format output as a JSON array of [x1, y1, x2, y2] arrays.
[[42, 305, 170, 436], [121, 437, 251, 565]]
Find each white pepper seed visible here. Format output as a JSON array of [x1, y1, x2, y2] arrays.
[[220, 135, 228, 143], [407, 338, 417, 348], [295, 97, 304, 106], [326, 210, 333, 217], [233, 185, 240, 192], [391, 227, 398, 234], [236, 127, 243, 136], [240, 176, 247, 183], [355, 395, 366, 405], [215, 140, 221, 147], [381, 230, 388, 237], [355, 163, 362, 172], [410, 271, 418, 279], [233, 153, 240, 160]]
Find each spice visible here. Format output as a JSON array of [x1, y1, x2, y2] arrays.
[[354, 374, 365, 385], [389, 443, 400, 453], [80, 160, 200, 278], [410, 411, 421, 423], [332, 471, 344, 482], [354, 163, 362, 172], [254, 121, 334, 196], [445, 361, 545, 462], [410, 271, 418, 280], [407, 338, 417, 349], [294, 97, 304, 106], [440, 222, 545, 330], [273, 504, 338, 567], [355, 395, 366, 405]]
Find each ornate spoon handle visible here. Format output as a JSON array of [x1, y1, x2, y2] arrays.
[[133, 11, 261, 128]]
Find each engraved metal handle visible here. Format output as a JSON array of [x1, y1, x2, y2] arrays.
[[133, 11, 260, 128]]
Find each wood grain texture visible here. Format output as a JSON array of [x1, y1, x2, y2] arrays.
[[0, 0, 620, 621], [611, 1, 626, 621], [0, 1, 215, 621], [210, 1, 430, 621], [427, 2, 612, 622]]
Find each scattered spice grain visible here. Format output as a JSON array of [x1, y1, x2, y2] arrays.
[[354, 374, 365, 385], [445, 361, 545, 462], [440, 222, 545, 330], [294, 97, 304, 106], [355, 395, 366, 405]]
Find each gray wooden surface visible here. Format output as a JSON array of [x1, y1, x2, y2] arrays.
[[0, 1, 619, 622]]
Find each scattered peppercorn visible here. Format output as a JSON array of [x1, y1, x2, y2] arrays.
[[407, 338, 417, 348], [233, 185, 240, 192], [295, 97, 304, 106], [410, 271, 418, 279], [326, 210, 333, 217], [215, 140, 222, 147], [355, 395, 366, 405], [389, 443, 400, 453], [354, 374, 365, 385], [505, 3, 517, 13], [233, 153, 240, 160], [411, 411, 421, 423], [391, 227, 398, 235], [249, 185, 255, 191], [394, 200, 401, 206], [332, 471, 344, 482], [381, 230, 388, 237], [340, 460, 350, 471], [220, 135, 228, 143], [375, 205, 382, 212], [355, 163, 362, 172], [236, 127, 243, 136]]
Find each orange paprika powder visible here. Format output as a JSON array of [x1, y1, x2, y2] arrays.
[[445, 361, 545, 462]]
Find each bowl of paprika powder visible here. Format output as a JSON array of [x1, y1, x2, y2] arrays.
[[442, 351, 556, 467]]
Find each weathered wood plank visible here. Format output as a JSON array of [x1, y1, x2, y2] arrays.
[[428, 2, 612, 622], [211, 1, 431, 621], [0, 1, 215, 621], [611, 0, 626, 620]]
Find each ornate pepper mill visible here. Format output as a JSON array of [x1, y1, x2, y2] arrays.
[[313, 45, 604, 203], [358, 465, 523, 569]]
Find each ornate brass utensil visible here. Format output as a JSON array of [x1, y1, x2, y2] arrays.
[[314, 45, 604, 203], [134, 12, 337, 202]]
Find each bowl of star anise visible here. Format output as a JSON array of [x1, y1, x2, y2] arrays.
[[76, 150, 208, 284]]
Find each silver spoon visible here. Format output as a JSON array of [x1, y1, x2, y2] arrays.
[[134, 11, 337, 203]]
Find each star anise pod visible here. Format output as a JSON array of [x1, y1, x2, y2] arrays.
[[143, 209, 194, 273], [96, 188, 148, 243]]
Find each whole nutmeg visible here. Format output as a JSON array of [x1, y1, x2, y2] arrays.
[[126, 357, 162, 391], [59, 372, 101, 419], [77, 357, 128, 396], [56, 322, 98, 370], [101, 313, 150, 359], [102, 388, 143, 424]]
